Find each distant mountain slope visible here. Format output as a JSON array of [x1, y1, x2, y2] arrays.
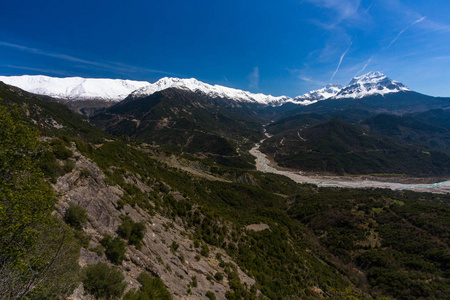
[[282, 91, 450, 117], [0, 75, 150, 101], [412, 109, 450, 130], [0, 82, 106, 141], [361, 114, 450, 151], [260, 118, 450, 176], [91, 88, 266, 167]]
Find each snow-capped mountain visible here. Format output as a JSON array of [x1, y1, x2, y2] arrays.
[[292, 84, 343, 104], [0, 71, 410, 107], [130, 77, 291, 105], [335, 71, 409, 99], [0, 75, 151, 101]]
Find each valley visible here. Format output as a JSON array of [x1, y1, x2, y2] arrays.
[[1, 72, 450, 300], [251, 139, 450, 193]]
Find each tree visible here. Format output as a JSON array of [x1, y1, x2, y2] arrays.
[[0, 104, 55, 262], [0, 103, 81, 299]]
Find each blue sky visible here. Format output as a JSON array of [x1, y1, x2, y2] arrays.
[[1, 0, 449, 97]]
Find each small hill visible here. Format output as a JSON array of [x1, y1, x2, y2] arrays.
[[261, 118, 450, 176]]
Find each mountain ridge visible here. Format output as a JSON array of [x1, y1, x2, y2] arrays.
[[0, 71, 419, 107], [0, 75, 150, 101]]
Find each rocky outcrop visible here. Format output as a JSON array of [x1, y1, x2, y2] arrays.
[[53, 145, 255, 299]]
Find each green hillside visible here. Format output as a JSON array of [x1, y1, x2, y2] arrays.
[[91, 88, 265, 168], [261, 118, 450, 176]]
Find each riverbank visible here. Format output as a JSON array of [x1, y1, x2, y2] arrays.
[[250, 141, 450, 194]]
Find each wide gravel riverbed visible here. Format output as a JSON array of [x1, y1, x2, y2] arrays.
[[250, 140, 450, 194]]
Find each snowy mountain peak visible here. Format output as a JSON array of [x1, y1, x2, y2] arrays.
[[0, 75, 151, 101], [292, 84, 343, 104], [131, 77, 291, 105], [335, 71, 409, 99]]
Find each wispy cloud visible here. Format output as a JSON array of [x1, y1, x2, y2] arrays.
[[305, 0, 362, 24], [331, 41, 352, 81], [386, 16, 426, 49], [1, 64, 75, 76], [0, 41, 173, 76], [298, 75, 327, 86], [365, 0, 375, 13], [248, 67, 259, 90]]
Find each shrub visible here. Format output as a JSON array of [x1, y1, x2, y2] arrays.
[[170, 241, 179, 253], [206, 291, 217, 300], [79, 168, 91, 178], [201, 244, 210, 257], [90, 245, 104, 256], [82, 263, 126, 299], [117, 215, 146, 249], [64, 203, 88, 230], [124, 271, 172, 300], [191, 276, 198, 288], [101, 235, 126, 265], [214, 272, 224, 281], [52, 140, 73, 160]]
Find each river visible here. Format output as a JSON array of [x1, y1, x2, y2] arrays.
[[250, 140, 450, 194]]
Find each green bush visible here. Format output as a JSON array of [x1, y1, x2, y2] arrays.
[[90, 245, 104, 257], [79, 168, 91, 178], [51, 139, 73, 160], [124, 271, 172, 300], [101, 235, 126, 265], [191, 276, 198, 288], [201, 244, 210, 257], [117, 215, 146, 249], [214, 272, 224, 281], [82, 262, 127, 299], [206, 291, 217, 300], [64, 203, 88, 230]]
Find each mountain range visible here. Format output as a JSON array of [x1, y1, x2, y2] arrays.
[[0, 71, 416, 107], [1, 71, 450, 175]]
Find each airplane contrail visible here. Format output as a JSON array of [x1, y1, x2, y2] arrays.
[[386, 16, 426, 49], [331, 41, 352, 81], [359, 56, 373, 74]]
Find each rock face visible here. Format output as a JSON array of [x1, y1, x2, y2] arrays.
[[53, 145, 254, 299]]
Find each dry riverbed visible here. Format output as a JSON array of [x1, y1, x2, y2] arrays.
[[250, 141, 450, 194]]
